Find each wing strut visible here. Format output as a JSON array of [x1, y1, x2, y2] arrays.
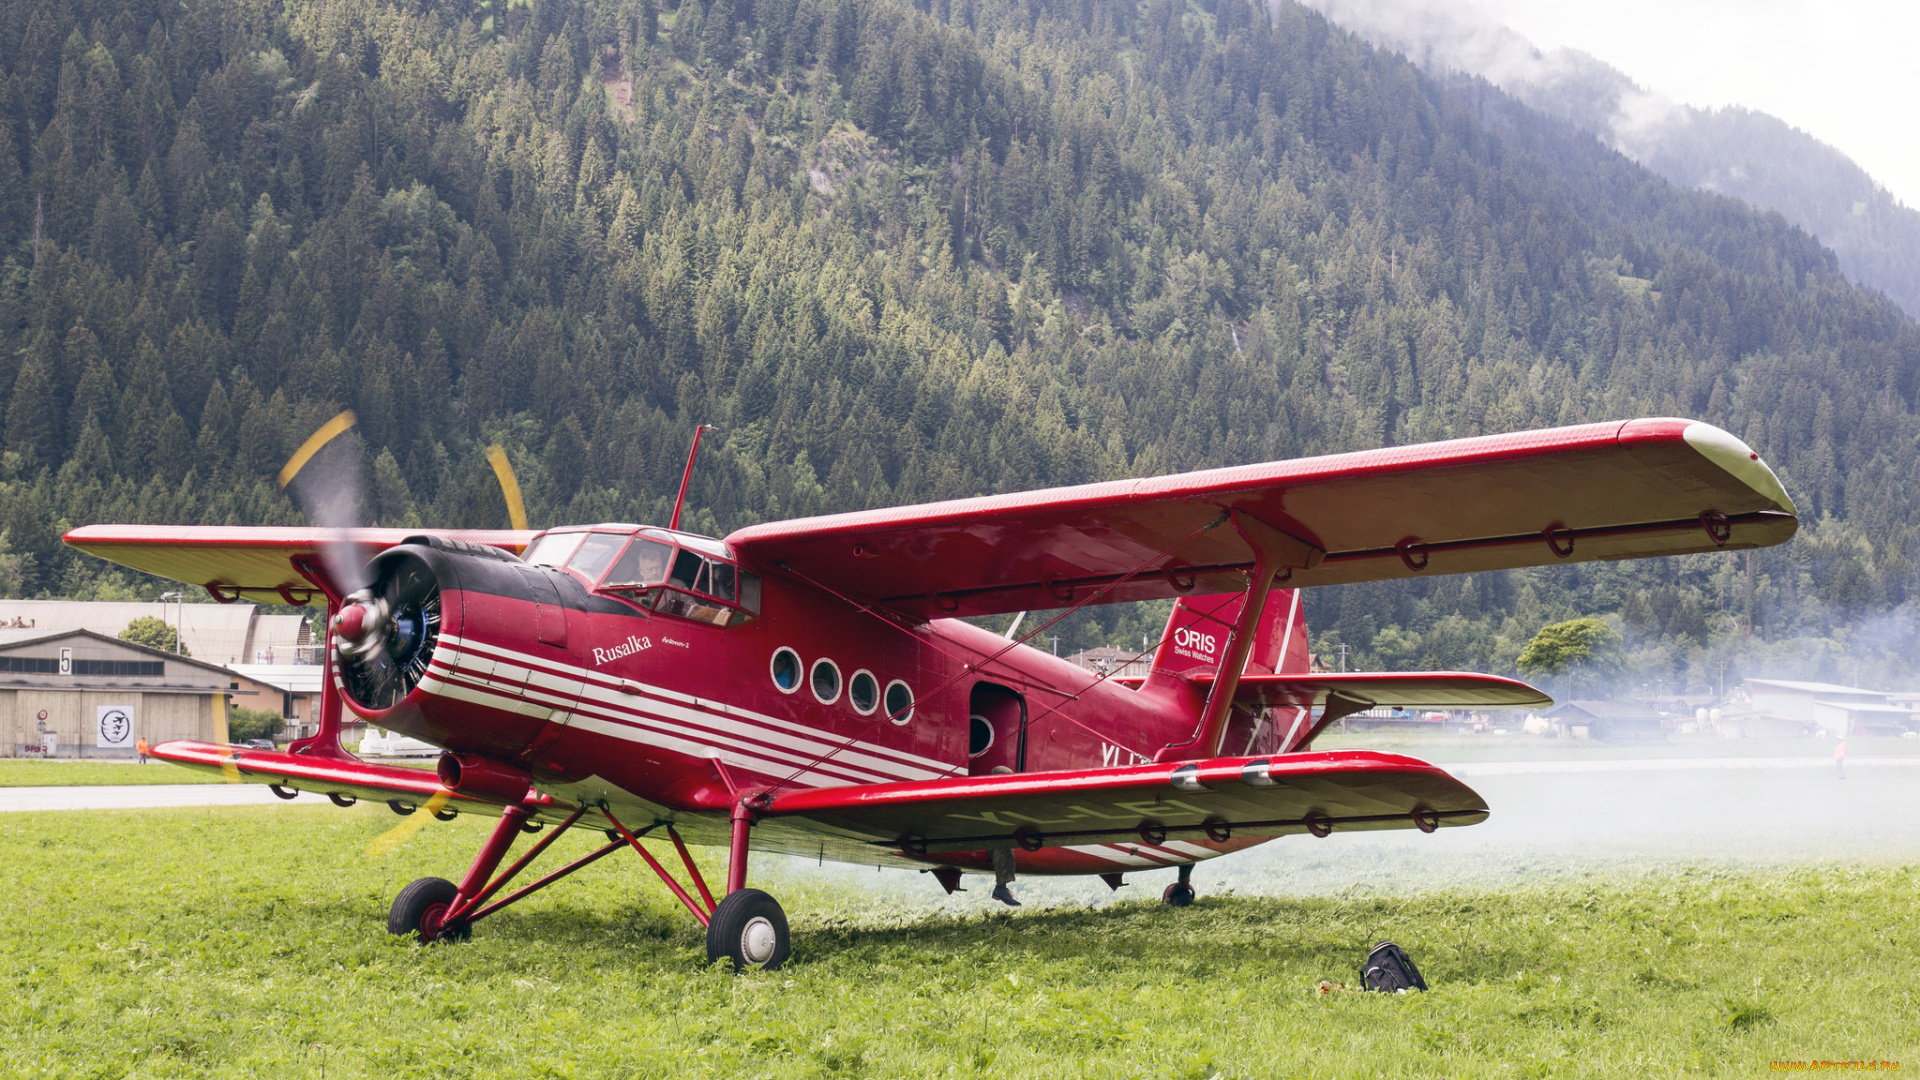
[[283, 554, 357, 761], [1155, 510, 1323, 761]]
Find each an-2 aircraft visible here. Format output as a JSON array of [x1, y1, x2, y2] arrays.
[[64, 416, 1797, 970]]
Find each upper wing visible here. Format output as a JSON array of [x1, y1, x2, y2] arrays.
[[1216, 672, 1552, 710], [727, 418, 1796, 619], [760, 750, 1487, 853], [63, 525, 537, 603]]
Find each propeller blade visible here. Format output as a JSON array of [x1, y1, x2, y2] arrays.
[[367, 790, 452, 855], [485, 445, 529, 531], [278, 410, 369, 596]]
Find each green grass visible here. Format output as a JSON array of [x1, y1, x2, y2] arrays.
[[0, 760, 227, 786], [0, 757, 439, 787], [2, 806, 1915, 1078]]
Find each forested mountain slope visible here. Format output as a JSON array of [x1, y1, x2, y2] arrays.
[[2, 0, 1917, 688], [1306, 0, 1920, 321]]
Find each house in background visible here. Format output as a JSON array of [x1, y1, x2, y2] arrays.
[[1727, 678, 1914, 737], [1542, 700, 1668, 741], [0, 600, 317, 666], [0, 629, 260, 755], [226, 664, 329, 740], [1064, 647, 1151, 679]]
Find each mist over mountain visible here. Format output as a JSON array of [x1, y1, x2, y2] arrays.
[[1303, 0, 1920, 319], [2, 0, 1918, 694]]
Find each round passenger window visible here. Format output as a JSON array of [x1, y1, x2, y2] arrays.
[[810, 658, 842, 704], [968, 715, 993, 757], [885, 680, 914, 725], [770, 648, 801, 693], [848, 670, 879, 715]]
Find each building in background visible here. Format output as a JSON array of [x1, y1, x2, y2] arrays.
[[1719, 679, 1916, 738], [1542, 701, 1669, 741], [0, 600, 316, 666], [1064, 647, 1151, 680], [0, 629, 258, 756], [226, 664, 329, 740]]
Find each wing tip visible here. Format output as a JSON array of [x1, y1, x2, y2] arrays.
[[1620, 417, 1797, 517]]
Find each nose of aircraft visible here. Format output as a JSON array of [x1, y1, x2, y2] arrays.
[[333, 593, 391, 657]]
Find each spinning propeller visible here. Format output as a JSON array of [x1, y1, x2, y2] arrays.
[[277, 411, 529, 709]]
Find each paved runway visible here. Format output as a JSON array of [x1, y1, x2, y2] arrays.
[[1446, 754, 1920, 776]]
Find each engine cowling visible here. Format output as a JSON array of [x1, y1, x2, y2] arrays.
[[334, 538, 579, 759]]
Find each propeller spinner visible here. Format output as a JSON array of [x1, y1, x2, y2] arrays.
[[333, 554, 441, 710]]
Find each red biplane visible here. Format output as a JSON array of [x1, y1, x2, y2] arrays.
[[64, 417, 1795, 969]]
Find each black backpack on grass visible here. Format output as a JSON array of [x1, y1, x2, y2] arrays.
[[1361, 941, 1428, 993]]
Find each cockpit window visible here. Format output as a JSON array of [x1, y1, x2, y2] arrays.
[[603, 537, 672, 588], [567, 533, 627, 580], [709, 561, 737, 603], [522, 531, 586, 568], [668, 549, 703, 592], [561, 527, 762, 628]]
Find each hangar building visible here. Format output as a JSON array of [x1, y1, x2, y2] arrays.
[[0, 629, 248, 756]]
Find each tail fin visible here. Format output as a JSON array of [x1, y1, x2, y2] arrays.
[[1142, 587, 1308, 684], [1135, 588, 1310, 742]]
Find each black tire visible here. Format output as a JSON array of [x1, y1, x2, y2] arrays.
[[268, 784, 299, 800], [1162, 881, 1196, 907], [706, 888, 790, 971], [388, 877, 471, 943]]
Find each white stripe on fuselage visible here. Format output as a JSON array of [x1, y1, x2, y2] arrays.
[[435, 644, 927, 784], [1059, 842, 1227, 867], [442, 634, 949, 775], [429, 636, 947, 785]]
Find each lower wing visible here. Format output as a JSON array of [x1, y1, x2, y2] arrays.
[[152, 740, 514, 818], [760, 750, 1486, 855]]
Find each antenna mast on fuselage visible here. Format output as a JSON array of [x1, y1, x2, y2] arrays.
[[669, 424, 720, 532]]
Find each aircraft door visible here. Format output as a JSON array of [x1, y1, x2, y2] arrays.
[[967, 682, 1027, 776]]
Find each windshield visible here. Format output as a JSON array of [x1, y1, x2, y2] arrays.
[[567, 533, 627, 580], [522, 531, 586, 567]]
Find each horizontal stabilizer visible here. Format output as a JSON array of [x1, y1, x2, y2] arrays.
[[1208, 671, 1552, 710]]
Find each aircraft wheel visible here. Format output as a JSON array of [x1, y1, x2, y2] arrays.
[[1162, 881, 1196, 907], [388, 877, 471, 944], [706, 888, 790, 971]]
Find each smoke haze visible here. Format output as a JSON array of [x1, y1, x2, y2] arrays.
[[762, 751, 1920, 914]]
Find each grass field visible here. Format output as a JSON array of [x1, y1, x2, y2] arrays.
[[0, 760, 228, 786], [0, 757, 441, 787], [3, 804, 1913, 1078]]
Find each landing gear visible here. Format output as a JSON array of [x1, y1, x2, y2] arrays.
[[383, 796, 789, 968], [389, 876, 471, 943], [1162, 863, 1196, 907], [706, 888, 791, 970]]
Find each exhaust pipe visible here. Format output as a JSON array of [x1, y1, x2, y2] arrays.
[[437, 753, 533, 805]]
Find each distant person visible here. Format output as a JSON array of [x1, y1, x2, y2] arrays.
[[1834, 736, 1847, 780], [135, 737, 150, 764]]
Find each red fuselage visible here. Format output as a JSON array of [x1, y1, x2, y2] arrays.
[[343, 527, 1274, 874]]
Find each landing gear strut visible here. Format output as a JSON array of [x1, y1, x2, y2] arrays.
[[1162, 863, 1196, 907], [386, 795, 790, 970]]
